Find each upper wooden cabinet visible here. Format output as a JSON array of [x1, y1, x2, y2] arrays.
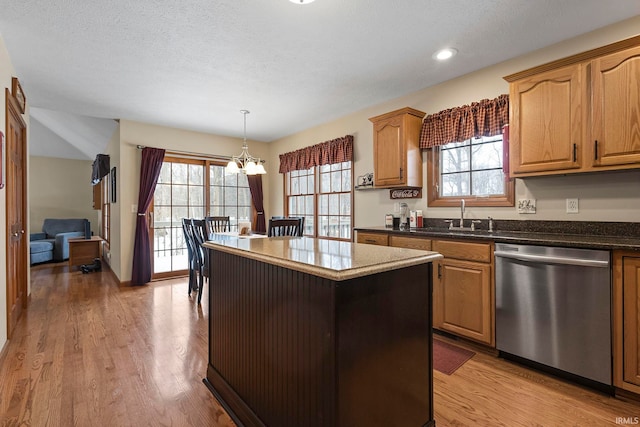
[[369, 107, 425, 188], [505, 36, 640, 177], [508, 64, 585, 175], [591, 45, 640, 168]]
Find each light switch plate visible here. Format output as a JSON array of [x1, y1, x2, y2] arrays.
[[566, 198, 579, 214], [517, 199, 536, 214]]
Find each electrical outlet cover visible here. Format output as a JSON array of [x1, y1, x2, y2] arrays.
[[517, 199, 536, 214], [566, 198, 579, 214]]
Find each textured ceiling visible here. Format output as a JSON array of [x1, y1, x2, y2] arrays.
[[1, 0, 639, 160]]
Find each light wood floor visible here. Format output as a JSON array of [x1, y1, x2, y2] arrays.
[[1, 263, 638, 426]]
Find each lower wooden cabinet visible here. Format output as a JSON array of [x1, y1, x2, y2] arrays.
[[356, 231, 495, 347], [433, 239, 494, 346], [389, 235, 432, 250], [614, 251, 640, 394], [356, 231, 389, 246]]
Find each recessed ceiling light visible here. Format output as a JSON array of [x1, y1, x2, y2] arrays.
[[433, 48, 457, 61], [289, 0, 316, 4]]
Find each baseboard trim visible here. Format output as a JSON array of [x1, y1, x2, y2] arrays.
[[0, 338, 10, 368]]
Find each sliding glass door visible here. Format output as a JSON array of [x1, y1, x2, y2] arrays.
[[150, 156, 252, 278]]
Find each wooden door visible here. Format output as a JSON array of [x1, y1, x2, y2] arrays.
[[5, 89, 28, 339], [509, 64, 584, 175], [435, 258, 492, 345], [590, 45, 640, 168]]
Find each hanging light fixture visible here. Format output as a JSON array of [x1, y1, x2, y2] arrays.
[[226, 110, 266, 175], [289, 0, 316, 4]]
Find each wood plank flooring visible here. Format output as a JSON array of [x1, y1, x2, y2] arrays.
[[1, 262, 638, 426]]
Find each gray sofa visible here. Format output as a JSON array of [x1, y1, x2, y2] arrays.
[[30, 218, 89, 264]]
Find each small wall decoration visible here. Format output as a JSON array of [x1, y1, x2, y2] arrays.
[[0, 131, 4, 189], [354, 172, 374, 189], [111, 167, 117, 203], [11, 77, 26, 114], [390, 188, 422, 199]]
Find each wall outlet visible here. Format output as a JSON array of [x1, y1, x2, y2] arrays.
[[517, 199, 536, 214], [566, 198, 579, 214]]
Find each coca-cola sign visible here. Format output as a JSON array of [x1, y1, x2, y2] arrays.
[[390, 188, 422, 199]]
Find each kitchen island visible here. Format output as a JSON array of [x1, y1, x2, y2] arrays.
[[202, 236, 442, 427]]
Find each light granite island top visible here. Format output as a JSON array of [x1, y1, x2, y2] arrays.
[[202, 235, 442, 281]]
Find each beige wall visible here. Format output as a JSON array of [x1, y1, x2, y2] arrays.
[[267, 16, 640, 227], [29, 156, 100, 233], [114, 120, 270, 282], [101, 125, 120, 276]]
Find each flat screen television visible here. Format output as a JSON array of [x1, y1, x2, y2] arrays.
[[91, 154, 110, 185]]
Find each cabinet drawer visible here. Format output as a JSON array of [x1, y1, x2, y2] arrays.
[[356, 232, 389, 246], [433, 240, 492, 263], [389, 235, 431, 251]]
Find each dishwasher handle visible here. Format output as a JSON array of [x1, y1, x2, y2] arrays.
[[494, 250, 609, 268]]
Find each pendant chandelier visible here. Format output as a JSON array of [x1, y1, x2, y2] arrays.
[[226, 110, 266, 175]]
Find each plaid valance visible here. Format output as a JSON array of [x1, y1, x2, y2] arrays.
[[419, 94, 509, 148], [279, 135, 354, 173]]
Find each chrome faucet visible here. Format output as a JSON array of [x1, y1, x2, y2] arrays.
[[459, 199, 465, 228]]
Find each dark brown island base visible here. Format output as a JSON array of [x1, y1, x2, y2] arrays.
[[202, 236, 442, 427]]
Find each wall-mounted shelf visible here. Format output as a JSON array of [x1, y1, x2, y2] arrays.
[[354, 185, 377, 191]]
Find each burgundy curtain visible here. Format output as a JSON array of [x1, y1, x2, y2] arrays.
[[419, 94, 509, 148], [279, 135, 353, 174], [247, 175, 266, 233], [131, 147, 166, 286]]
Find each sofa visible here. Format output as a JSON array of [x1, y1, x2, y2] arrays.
[[30, 218, 90, 265]]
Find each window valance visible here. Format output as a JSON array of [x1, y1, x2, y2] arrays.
[[419, 94, 509, 148], [279, 135, 354, 174]]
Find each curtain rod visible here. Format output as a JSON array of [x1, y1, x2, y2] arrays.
[[135, 144, 233, 163]]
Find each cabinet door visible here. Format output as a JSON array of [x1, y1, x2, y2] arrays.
[[356, 232, 388, 246], [434, 258, 492, 345], [509, 64, 584, 175], [591, 45, 640, 168], [373, 114, 406, 187], [389, 235, 431, 251], [622, 256, 640, 388]]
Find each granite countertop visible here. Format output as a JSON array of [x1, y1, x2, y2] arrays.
[[354, 222, 640, 251], [203, 236, 443, 281]]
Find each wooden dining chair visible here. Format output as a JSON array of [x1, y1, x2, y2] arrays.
[[267, 218, 303, 237], [190, 219, 209, 304], [205, 216, 230, 237], [182, 218, 201, 297]]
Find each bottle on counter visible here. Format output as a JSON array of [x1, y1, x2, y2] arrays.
[[417, 210, 423, 228]]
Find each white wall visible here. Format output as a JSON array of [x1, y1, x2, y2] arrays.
[[267, 16, 640, 228], [29, 156, 100, 233], [115, 120, 270, 282]]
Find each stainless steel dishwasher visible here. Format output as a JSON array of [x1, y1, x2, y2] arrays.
[[495, 243, 611, 388]]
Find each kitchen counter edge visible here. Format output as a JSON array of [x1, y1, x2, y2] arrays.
[[354, 226, 640, 251]]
